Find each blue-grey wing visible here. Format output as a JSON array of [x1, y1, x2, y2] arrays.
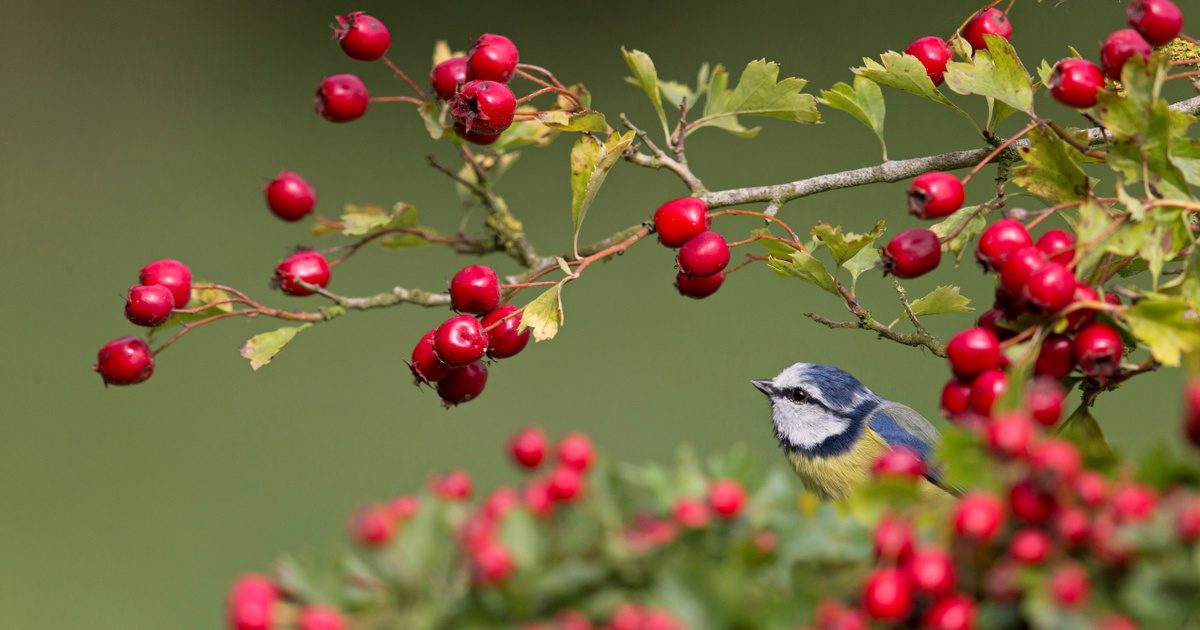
[[868, 401, 961, 495]]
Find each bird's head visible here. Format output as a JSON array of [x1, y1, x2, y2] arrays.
[[752, 363, 883, 454]]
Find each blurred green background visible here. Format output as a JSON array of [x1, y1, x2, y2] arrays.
[[1, 1, 1188, 628]]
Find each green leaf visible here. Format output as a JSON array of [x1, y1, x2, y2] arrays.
[[810, 220, 885, 267], [497, 509, 542, 568], [944, 34, 1034, 114], [239, 324, 313, 370], [690, 59, 819, 136], [843, 246, 881, 288], [1012, 126, 1091, 203], [819, 77, 887, 159], [906, 285, 974, 318], [535, 110, 609, 133], [568, 131, 635, 252], [418, 101, 444, 140], [986, 97, 1018, 132], [766, 245, 838, 296], [339, 203, 417, 236], [490, 108, 559, 150], [1057, 406, 1117, 471], [930, 205, 987, 264], [936, 428, 997, 492], [622, 47, 668, 136], [853, 51, 973, 127], [694, 65, 758, 137], [520, 282, 566, 342], [1124, 296, 1200, 366]]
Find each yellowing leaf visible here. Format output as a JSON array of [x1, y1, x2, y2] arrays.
[[519, 282, 565, 341], [853, 51, 973, 127], [536, 110, 608, 133], [820, 77, 887, 159], [569, 131, 635, 252], [690, 59, 820, 136], [944, 34, 1034, 114], [1012, 126, 1090, 203], [193, 286, 233, 312], [906, 285, 974, 318], [239, 324, 313, 371], [930, 205, 986, 264], [1125, 297, 1200, 366]]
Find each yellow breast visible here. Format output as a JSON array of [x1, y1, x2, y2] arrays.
[[785, 430, 891, 501]]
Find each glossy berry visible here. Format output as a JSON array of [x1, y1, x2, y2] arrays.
[[94, 337, 155, 386], [963, 8, 1013, 52], [861, 568, 913, 622], [999, 246, 1046, 296], [708, 480, 746, 517], [1036, 229, 1076, 265], [1111, 482, 1157, 522], [1049, 59, 1105, 108], [907, 547, 955, 595], [1101, 29, 1153, 81], [467, 34, 519, 83], [908, 172, 964, 219], [954, 492, 1004, 541], [315, 74, 369, 123], [1065, 283, 1100, 332], [1009, 479, 1056, 524], [677, 231, 730, 278], [472, 542, 515, 584], [1023, 262, 1076, 312], [1127, 0, 1184, 46], [1035, 334, 1075, 379], [1029, 439, 1082, 486], [976, 219, 1032, 270], [434, 315, 488, 367], [140, 259, 192, 308], [431, 469, 472, 500], [654, 197, 711, 247], [969, 369, 1008, 417], [1049, 563, 1090, 607], [450, 265, 501, 315], [452, 121, 501, 146], [905, 36, 953, 85], [409, 329, 451, 383], [430, 57, 469, 101], [351, 505, 395, 548], [548, 465, 584, 501], [125, 284, 174, 327], [986, 412, 1034, 458], [274, 251, 330, 296], [333, 12, 390, 61], [264, 171, 316, 222], [508, 427, 547, 469], [941, 379, 972, 418], [675, 271, 725, 299], [437, 361, 488, 406], [1026, 378, 1065, 426], [482, 305, 530, 359], [1073, 323, 1123, 378], [873, 515, 914, 560], [1187, 378, 1200, 448], [451, 80, 516, 135], [557, 433, 595, 471], [673, 497, 710, 529], [1009, 528, 1051, 564], [872, 447, 927, 480], [922, 594, 975, 630], [947, 327, 1003, 378], [227, 574, 277, 630], [882, 228, 941, 278], [298, 606, 348, 630]]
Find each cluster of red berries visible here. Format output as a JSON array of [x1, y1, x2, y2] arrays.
[[94, 259, 194, 386], [405, 264, 530, 406], [1047, 0, 1183, 109], [903, 8, 1012, 91], [879, 170, 966, 278], [652, 197, 730, 299], [228, 574, 349, 630], [313, 12, 391, 123], [434, 34, 521, 145]]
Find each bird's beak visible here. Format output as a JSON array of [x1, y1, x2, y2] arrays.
[[751, 379, 775, 396]]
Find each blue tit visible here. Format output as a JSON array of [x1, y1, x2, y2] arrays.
[[752, 363, 958, 501]]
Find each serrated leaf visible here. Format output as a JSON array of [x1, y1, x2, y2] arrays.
[[694, 65, 758, 137], [766, 246, 838, 296], [944, 34, 1034, 114], [239, 324, 312, 370], [843, 246, 881, 288], [339, 203, 393, 236], [907, 285, 974, 318], [658, 79, 697, 113], [1012, 126, 1090, 202], [520, 282, 565, 341], [820, 77, 887, 159], [810, 220, 885, 267], [930, 205, 986, 264], [853, 51, 974, 127], [690, 59, 819, 136], [535, 110, 608, 132], [1124, 296, 1200, 366], [569, 131, 635, 252], [622, 47, 668, 136]]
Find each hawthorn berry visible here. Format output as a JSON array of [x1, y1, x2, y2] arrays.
[[451, 80, 516, 135], [1049, 563, 1090, 607], [675, 271, 725, 299], [1009, 479, 1057, 524], [467, 34, 520, 83], [673, 497, 711, 529], [523, 479, 554, 518], [434, 315, 489, 367], [907, 547, 955, 595], [1098, 615, 1140, 630], [94, 336, 155, 386], [968, 369, 1008, 417], [125, 284, 175, 327], [947, 327, 1003, 378], [677, 231, 730, 278], [1127, 0, 1184, 46], [450, 265, 501, 315], [140, 258, 192, 308], [1008, 528, 1051, 564], [953, 492, 1004, 541], [940, 378, 972, 418], [1186, 378, 1200, 448], [483, 486, 521, 520], [409, 329, 451, 383], [472, 542, 515, 584], [872, 447, 927, 480], [557, 433, 595, 471], [430, 57, 469, 100], [453, 121, 501, 146], [1036, 229, 1076, 265], [1055, 507, 1091, 547], [905, 36, 953, 85], [333, 12, 390, 61], [431, 469, 472, 500], [264, 171, 316, 222], [921, 594, 975, 630], [1065, 282, 1099, 331], [227, 574, 278, 630], [1035, 334, 1075, 379], [436, 361, 488, 406], [986, 412, 1034, 458], [1023, 262, 1076, 312], [481, 305, 530, 359], [1030, 439, 1082, 488], [1026, 377, 1065, 426], [963, 8, 1013, 52], [389, 495, 420, 520], [1175, 496, 1200, 543], [274, 250, 330, 296], [908, 171, 964, 219], [548, 465, 584, 501], [509, 426, 547, 469], [1075, 471, 1109, 507], [881, 228, 941, 278], [351, 505, 395, 548], [315, 74, 369, 123], [707, 479, 746, 517], [1073, 323, 1123, 379], [298, 606, 348, 630], [1101, 29, 1153, 81], [1111, 482, 1157, 522], [861, 568, 913, 622], [873, 515, 915, 561], [999, 246, 1047, 296], [976, 308, 1013, 340], [654, 197, 711, 247], [1048, 59, 1105, 108]]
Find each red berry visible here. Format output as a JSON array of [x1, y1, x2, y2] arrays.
[[431, 469, 472, 500], [1035, 334, 1075, 379], [125, 284, 174, 327], [94, 336, 155, 386], [968, 369, 1008, 417], [1098, 615, 1139, 630], [509, 427, 547, 469], [472, 542, 515, 584], [1049, 563, 1090, 607], [1055, 507, 1091, 547], [548, 465, 584, 501], [523, 479, 554, 518], [1175, 496, 1200, 543], [921, 594, 975, 630], [140, 258, 192, 308], [274, 251, 330, 296], [1036, 229, 1076, 265], [707, 479, 746, 517], [1186, 378, 1200, 448], [389, 495, 420, 520], [908, 547, 955, 595], [1091, 513, 1134, 565], [298, 606, 348, 630], [999, 246, 1047, 296], [557, 433, 595, 471], [409, 329, 451, 383], [315, 74, 369, 123], [654, 197, 711, 247], [1029, 438, 1082, 487], [467, 34, 519, 83], [675, 271, 725, 299], [976, 308, 1013, 340], [1076, 471, 1109, 507], [872, 447, 927, 480], [333, 12, 390, 61], [986, 412, 1034, 458], [453, 121, 501, 145], [1026, 377, 1065, 426], [1073, 323, 1123, 378], [908, 172, 965, 219], [1127, 0, 1183, 46], [976, 219, 1032, 271], [1111, 482, 1157, 522], [434, 315, 488, 367], [905, 36, 953, 85], [963, 8, 1013, 51], [673, 497, 711, 529], [1009, 479, 1057, 524], [481, 305, 530, 359], [947, 327, 1003, 378], [677, 231, 730, 278], [436, 361, 488, 406], [1023, 262, 1076, 313], [450, 265, 501, 315], [264, 171, 316, 222], [1101, 29, 1153, 81], [351, 505, 395, 548], [1048, 59, 1105, 108], [1065, 283, 1100, 332], [451, 80, 516, 135], [227, 574, 278, 630], [873, 515, 915, 561], [430, 57, 468, 101], [954, 492, 1005, 541], [941, 378, 972, 418], [483, 486, 520, 520], [1008, 528, 1051, 564], [983, 561, 1022, 602], [882, 229, 941, 278], [862, 568, 913, 622]]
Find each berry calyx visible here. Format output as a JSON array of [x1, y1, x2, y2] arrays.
[[941, 378, 972, 418], [861, 568, 913, 622], [481, 305, 530, 359], [436, 361, 488, 406], [1035, 334, 1075, 379], [227, 574, 278, 630], [1127, 0, 1184, 46], [94, 337, 155, 386], [963, 8, 1013, 52], [450, 264, 501, 315], [557, 433, 595, 471], [677, 231, 730, 278], [976, 219, 1032, 271], [907, 547, 955, 595], [674, 271, 725, 299], [947, 327, 1003, 378], [905, 36, 953, 85], [315, 74, 369, 123], [125, 284, 174, 327], [707, 479, 746, 517], [954, 492, 1005, 541], [409, 329, 451, 383], [140, 259, 192, 308], [451, 80, 516, 135], [968, 369, 1009, 417], [430, 57, 469, 101], [1048, 59, 1105, 109], [333, 12, 390, 61], [999, 246, 1047, 296], [434, 315, 489, 367], [654, 197, 711, 247], [274, 251, 331, 296], [466, 34, 520, 83], [351, 505, 395, 548], [908, 171, 964, 219], [1073, 323, 1124, 378], [1023, 262, 1076, 313], [298, 606, 348, 630], [264, 171, 316, 222], [1101, 29, 1153, 81], [881, 228, 941, 279]]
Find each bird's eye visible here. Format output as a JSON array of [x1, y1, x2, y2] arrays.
[[788, 388, 809, 403]]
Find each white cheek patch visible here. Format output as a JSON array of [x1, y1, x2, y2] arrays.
[[772, 402, 850, 449]]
